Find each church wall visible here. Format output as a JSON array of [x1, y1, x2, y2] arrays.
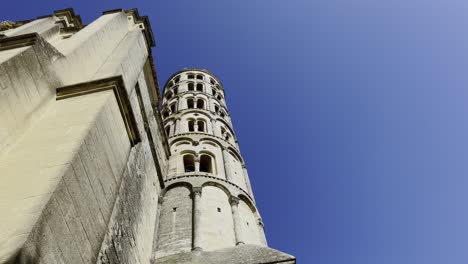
[[238, 200, 261, 245]]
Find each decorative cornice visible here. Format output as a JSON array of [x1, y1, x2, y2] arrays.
[[56, 76, 141, 146], [0, 32, 38, 51], [161, 68, 225, 95], [102, 8, 155, 48], [164, 174, 255, 204]]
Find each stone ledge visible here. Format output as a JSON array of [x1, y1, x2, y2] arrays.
[[152, 244, 296, 264], [56, 76, 141, 146]]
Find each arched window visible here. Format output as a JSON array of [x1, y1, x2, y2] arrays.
[[217, 95, 222, 101], [170, 103, 176, 113], [196, 83, 203, 92], [169, 81, 174, 88], [212, 89, 217, 96], [183, 155, 195, 172], [220, 111, 226, 118], [188, 83, 194, 91], [196, 74, 203, 80], [221, 126, 226, 135], [197, 120, 205, 132], [165, 92, 173, 101], [214, 105, 220, 113], [188, 120, 195, 132], [197, 99, 204, 109], [174, 76, 180, 83], [200, 155, 213, 173], [187, 98, 194, 109], [188, 74, 194, 79], [162, 110, 169, 119], [173, 86, 178, 94], [165, 125, 171, 136], [210, 78, 215, 85], [225, 133, 231, 142]]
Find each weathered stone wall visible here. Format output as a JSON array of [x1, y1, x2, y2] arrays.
[[199, 186, 235, 250], [154, 186, 193, 258]]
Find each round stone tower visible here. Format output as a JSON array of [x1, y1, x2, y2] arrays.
[[155, 69, 267, 258]]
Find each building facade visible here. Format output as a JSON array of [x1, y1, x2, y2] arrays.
[[0, 8, 295, 264]]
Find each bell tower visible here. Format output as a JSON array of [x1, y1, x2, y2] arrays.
[[154, 69, 295, 263]]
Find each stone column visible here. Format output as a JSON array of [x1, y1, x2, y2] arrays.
[[222, 147, 233, 181], [229, 196, 245, 245], [175, 118, 181, 135], [192, 187, 203, 251], [242, 164, 255, 201], [194, 156, 200, 172], [210, 118, 216, 136]]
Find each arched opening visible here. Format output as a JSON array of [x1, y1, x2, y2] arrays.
[[221, 126, 226, 135], [188, 83, 194, 91], [165, 92, 173, 101], [188, 120, 195, 132], [225, 132, 231, 142], [188, 74, 194, 79], [174, 76, 180, 83], [183, 155, 195, 172], [217, 95, 222, 101], [210, 78, 215, 85], [196, 74, 203, 80], [162, 110, 169, 119], [220, 111, 226, 118], [197, 120, 205, 132], [212, 90, 217, 96], [214, 105, 220, 113], [187, 98, 194, 109], [168, 81, 174, 88], [199, 155, 213, 173], [196, 83, 203, 92], [173, 86, 178, 94], [170, 103, 176, 113], [197, 99, 205, 109]]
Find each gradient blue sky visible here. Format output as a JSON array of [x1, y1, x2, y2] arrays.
[[2, 1, 468, 263]]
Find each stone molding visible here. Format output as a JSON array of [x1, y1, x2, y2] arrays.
[[56, 76, 141, 146], [161, 68, 225, 93], [164, 174, 255, 205], [0, 32, 38, 51], [168, 132, 241, 157]]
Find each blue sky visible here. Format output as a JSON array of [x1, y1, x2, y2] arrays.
[[3, 1, 468, 263]]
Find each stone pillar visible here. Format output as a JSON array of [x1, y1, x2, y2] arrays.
[[194, 123, 199, 132], [194, 156, 200, 172], [222, 147, 233, 181], [210, 118, 216, 136], [229, 196, 245, 245], [192, 187, 203, 251], [242, 164, 255, 201], [174, 118, 180, 135]]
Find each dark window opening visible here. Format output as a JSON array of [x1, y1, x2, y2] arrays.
[[173, 86, 178, 94], [183, 155, 195, 172], [197, 99, 204, 109], [197, 121, 205, 132], [200, 155, 213, 173], [188, 120, 195, 132], [217, 95, 222, 101], [174, 76, 180, 83], [188, 83, 194, 91], [188, 74, 194, 79], [196, 74, 203, 80], [196, 83, 203, 92], [187, 99, 194, 109], [210, 78, 215, 85], [163, 110, 169, 119], [217, 207, 221, 213], [214, 105, 219, 113], [220, 112, 226, 118], [170, 104, 176, 113], [169, 81, 174, 88], [165, 126, 170, 136], [173, 207, 177, 212]]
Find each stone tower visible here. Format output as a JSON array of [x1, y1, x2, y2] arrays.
[[0, 8, 294, 264], [153, 69, 295, 263]]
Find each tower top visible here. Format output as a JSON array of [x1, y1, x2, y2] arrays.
[[162, 68, 224, 92]]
